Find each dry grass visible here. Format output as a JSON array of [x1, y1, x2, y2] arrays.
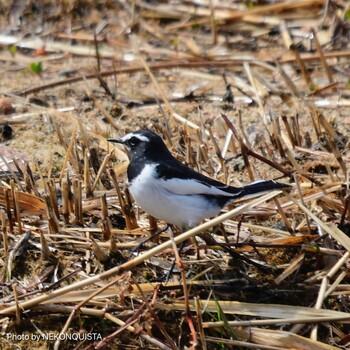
[[0, 0, 350, 349]]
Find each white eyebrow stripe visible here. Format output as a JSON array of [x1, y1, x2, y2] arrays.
[[122, 133, 149, 142]]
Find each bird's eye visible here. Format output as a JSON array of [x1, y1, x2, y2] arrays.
[[128, 136, 140, 146]]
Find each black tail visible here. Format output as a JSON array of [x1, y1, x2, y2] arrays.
[[237, 180, 290, 199]]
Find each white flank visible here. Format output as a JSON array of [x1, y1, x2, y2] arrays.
[[129, 164, 223, 227]]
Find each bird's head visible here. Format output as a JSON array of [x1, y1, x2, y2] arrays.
[[108, 129, 171, 161]]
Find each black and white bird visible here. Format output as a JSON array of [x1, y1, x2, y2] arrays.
[[108, 130, 289, 228]]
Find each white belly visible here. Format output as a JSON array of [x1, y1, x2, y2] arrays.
[[129, 164, 221, 228]]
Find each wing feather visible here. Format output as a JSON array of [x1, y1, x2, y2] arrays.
[[159, 177, 240, 196], [156, 162, 241, 197]]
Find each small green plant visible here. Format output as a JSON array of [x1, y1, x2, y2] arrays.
[[345, 9, 350, 20], [245, 0, 255, 9], [30, 61, 43, 74], [8, 45, 17, 56], [191, 21, 201, 30], [308, 82, 317, 91], [170, 38, 180, 48]]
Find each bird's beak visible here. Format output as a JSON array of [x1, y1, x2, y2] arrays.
[[107, 138, 124, 144]]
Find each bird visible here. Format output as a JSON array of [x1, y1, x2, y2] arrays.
[[108, 129, 290, 229]]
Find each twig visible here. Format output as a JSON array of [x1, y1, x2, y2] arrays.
[[221, 113, 291, 177], [132, 277, 178, 350], [53, 274, 128, 350], [19, 51, 350, 96], [311, 28, 334, 84], [58, 122, 78, 184], [82, 75, 119, 131], [6, 231, 31, 281]]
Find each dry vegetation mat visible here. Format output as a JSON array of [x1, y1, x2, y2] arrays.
[[0, 0, 350, 349]]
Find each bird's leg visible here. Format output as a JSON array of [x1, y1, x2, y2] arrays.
[[165, 229, 185, 283], [164, 225, 191, 282], [131, 224, 172, 255], [164, 240, 185, 282], [163, 227, 194, 334]]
